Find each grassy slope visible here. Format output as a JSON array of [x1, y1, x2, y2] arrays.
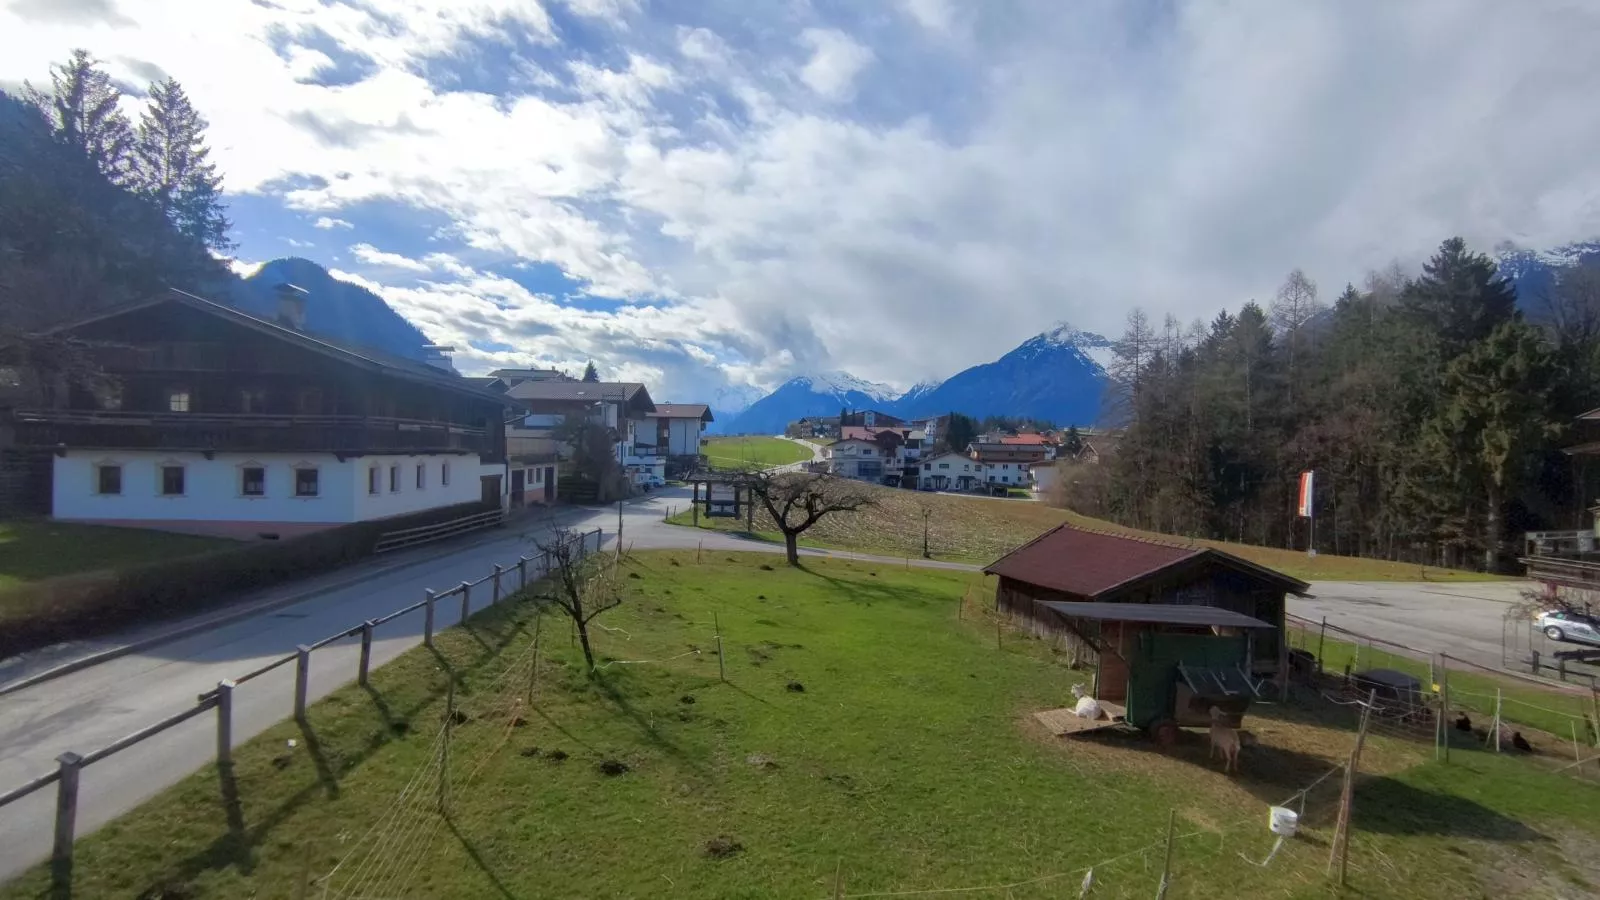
[[6, 553, 1593, 900], [701, 436, 812, 471], [0, 521, 231, 589], [668, 482, 1507, 582]]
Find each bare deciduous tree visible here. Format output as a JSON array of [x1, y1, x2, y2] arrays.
[[535, 529, 621, 673], [1272, 268, 1323, 405], [740, 471, 876, 565]]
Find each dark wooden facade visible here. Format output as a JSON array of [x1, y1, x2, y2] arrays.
[[10, 295, 511, 460]]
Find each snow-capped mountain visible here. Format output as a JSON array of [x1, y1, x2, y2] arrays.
[[724, 371, 901, 436], [724, 325, 1112, 434], [895, 324, 1110, 425], [1496, 240, 1600, 309]]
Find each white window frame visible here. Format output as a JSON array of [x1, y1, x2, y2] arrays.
[[389, 464, 401, 493], [239, 461, 267, 498], [93, 460, 123, 496], [158, 461, 187, 497], [368, 466, 381, 495], [167, 388, 191, 413], [293, 464, 321, 498], [441, 461, 451, 486], [416, 463, 426, 490]]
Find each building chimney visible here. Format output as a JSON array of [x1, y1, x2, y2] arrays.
[[274, 282, 309, 331], [421, 345, 458, 374]]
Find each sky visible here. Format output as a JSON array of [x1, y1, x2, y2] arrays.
[[4, 0, 1600, 408]]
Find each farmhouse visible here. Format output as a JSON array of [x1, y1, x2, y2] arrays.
[[915, 451, 987, 491], [984, 523, 1310, 689], [12, 287, 520, 538]]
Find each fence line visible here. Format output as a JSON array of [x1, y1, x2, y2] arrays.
[[0, 526, 603, 895]]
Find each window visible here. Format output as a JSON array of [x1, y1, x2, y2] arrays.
[[241, 466, 266, 496], [160, 465, 185, 496], [240, 389, 268, 414], [95, 464, 122, 495], [534, 467, 545, 485], [416, 464, 426, 490], [389, 465, 400, 493], [294, 467, 319, 497], [368, 466, 381, 495], [938, 463, 950, 469], [441, 461, 451, 486], [923, 463, 931, 471], [167, 388, 191, 413], [98, 384, 123, 411]]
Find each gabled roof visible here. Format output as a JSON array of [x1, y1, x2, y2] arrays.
[[1038, 601, 1275, 629], [983, 523, 1309, 600], [1000, 433, 1054, 445], [48, 289, 520, 407], [504, 380, 655, 411], [645, 403, 713, 422]]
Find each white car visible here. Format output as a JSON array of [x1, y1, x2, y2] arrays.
[[637, 473, 665, 489], [1537, 609, 1600, 646]]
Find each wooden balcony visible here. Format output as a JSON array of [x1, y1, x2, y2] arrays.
[[11, 409, 495, 458]]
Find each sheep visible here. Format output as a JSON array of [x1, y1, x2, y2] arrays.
[[1209, 707, 1241, 774], [1070, 683, 1102, 720]]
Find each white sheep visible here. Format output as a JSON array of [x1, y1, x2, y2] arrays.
[[1070, 683, 1102, 720]]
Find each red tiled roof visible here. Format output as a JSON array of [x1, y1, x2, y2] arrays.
[[1000, 433, 1053, 445], [983, 523, 1309, 599]]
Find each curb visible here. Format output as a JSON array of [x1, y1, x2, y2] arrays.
[[0, 523, 539, 699]]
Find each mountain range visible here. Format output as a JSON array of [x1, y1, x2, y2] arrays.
[[718, 324, 1114, 435]]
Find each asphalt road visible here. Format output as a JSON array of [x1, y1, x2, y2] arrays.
[[0, 485, 1536, 883]]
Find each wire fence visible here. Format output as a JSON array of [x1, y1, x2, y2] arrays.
[[1285, 614, 1600, 757], [0, 528, 602, 897]]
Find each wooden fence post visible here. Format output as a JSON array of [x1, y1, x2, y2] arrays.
[[424, 589, 438, 648], [216, 679, 235, 765], [1329, 689, 1377, 886], [294, 645, 312, 722], [1317, 616, 1327, 673], [493, 565, 503, 603], [459, 582, 472, 624], [518, 556, 528, 590], [51, 751, 83, 892], [1156, 808, 1176, 899], [1440, 657, 1451, 764], [439, 678, 455, 814], [1592, 687, 1600, 748], [358, 621, 374, 687], [715, 613, 726, 682]]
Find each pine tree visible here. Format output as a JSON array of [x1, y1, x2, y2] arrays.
[[581, 361, 600, 383], [24, 50, 134, 182], [132, 79, 231, 252], [1399, 237, 1518, 359]]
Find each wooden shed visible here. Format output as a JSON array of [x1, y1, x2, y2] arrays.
[[984, 524, 1310, 680]]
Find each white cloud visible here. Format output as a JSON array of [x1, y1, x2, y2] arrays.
[[348, 243, 431, 273], [796, 28, 874, 101], [6, 0, 1600, 403]]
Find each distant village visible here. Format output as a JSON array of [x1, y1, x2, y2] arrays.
[[787, 409, 1119, 497]]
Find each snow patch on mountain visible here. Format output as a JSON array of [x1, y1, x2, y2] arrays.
[[792, 370, 900, 403]]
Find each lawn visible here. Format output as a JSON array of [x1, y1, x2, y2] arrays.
[[701, 436, 813, 471], [666, 481, 1508, 582], [7, 553, 1596, 900], [0, 520, 231, 589]]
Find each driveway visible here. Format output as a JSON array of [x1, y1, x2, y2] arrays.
[[1289, 580, 1532, 672]]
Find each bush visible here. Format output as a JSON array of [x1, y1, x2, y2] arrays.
[[0, 500, 496, 658]]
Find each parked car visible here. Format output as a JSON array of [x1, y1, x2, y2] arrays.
[[1537, 609, 1600, 646]]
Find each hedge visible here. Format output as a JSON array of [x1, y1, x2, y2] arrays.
[[0, 500, 498, 659]]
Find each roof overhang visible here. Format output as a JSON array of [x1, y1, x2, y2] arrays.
[[1040, 601, 1276, 629]]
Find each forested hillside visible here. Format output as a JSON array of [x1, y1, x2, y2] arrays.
[[1071, 241, 1600, 571]]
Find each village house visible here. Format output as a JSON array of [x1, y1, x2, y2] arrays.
[[786, 415, 841, 440], [12, 287, 521, 538], [915, 450, 987, 491], [840, 408, 905, 428], [645, 403, 713, 476], [502, 380, 663, 490], [825, 437, 892, 483]]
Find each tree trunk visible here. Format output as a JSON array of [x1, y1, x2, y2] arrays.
[[1484, 483, 1502, 573], [783, 530, 800, 566], [575, 619, 597, 673]]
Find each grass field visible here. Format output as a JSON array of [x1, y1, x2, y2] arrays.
[[666, 481, 1508, 582], [701, 435, 813, 471], [7, 553, 1594, 900], [0, 520, 231, 589]]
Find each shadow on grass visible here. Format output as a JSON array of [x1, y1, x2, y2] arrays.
[[445, 815, 517, 900], [1352, 776, 1547, 841], [593, 672, 706, 775], [119, 606, 531, 897]]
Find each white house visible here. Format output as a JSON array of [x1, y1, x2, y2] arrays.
[[915, 452, 987, 491], [645, 403, 714, 457], [503, 380, 664, 489], [825, 438, 891, 482], [24, 289, 519, 539]]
